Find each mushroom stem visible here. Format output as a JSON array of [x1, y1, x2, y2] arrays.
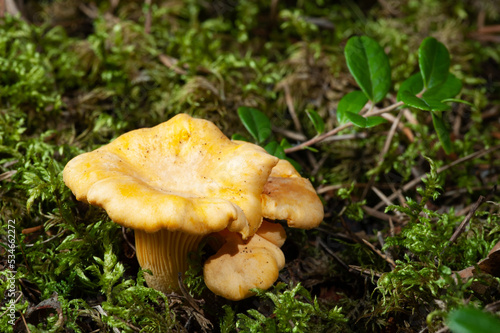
[[135, 229, 204, 294]]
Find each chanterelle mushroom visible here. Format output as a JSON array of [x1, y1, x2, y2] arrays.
[[63, 113, 279, 294], [203, 156, 324, 300], [203, 220, 287, 301]]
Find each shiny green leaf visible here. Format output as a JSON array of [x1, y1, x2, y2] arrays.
[[423, 73, 462, 100], [344, 112, 386, 128], [448, 307, 500, 333], [431, 112, 452, 154], [419, 37, 450, 89], [306, 109, 325, 134], [345, 36, 391, 103], [399, 90, 451, 112], [231, 133, 249, 141], [237, 107, 272, 143], [365, 116, 387, 128], [337, 90, 368, 125], [397, 73, 423, 101], [345, 111, 366, 127], [264, 141, 286, 159]]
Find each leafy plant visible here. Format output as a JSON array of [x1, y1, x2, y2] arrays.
[[340, 36, 464, 153], [281, 35, 467, 155], [447, 307, 500, 333], [1, 2, 498, 332], [236, 106, 301, 170], [237, 107, 272, 144], [375, 157, 500, 329]]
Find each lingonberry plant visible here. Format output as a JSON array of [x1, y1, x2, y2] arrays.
[[238, 36, 468, 155]]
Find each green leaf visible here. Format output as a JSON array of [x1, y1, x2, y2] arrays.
[[285, 157, 302, 172], [441, 98, 474, 107], [231, 133, 249, 141], [419, 37, 450, 89], [397, 73, 423, 101], [344, 112, 385, 128], [279, 138, 292, 149], [306, 109, 325, 134], [264, 141, 286, 159], [304, 146, 319, 153], [345, 111, 366, 127], [337, 90, 368, 124], [431, 112, 452, 154], [345, 36, 391, 103], [423, 73, 462, 100], [365, 116, 387, 128], [399, 90, 451, 112], [447, 307, 500, 333], [237, 107, 272, 143]]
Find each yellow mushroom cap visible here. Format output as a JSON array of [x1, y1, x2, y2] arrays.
[[262, 159, 324, 229], [202, 155, 324, 301], [63, 113, 279, 238]]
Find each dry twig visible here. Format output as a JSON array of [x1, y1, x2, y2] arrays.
[[285, 101, 404, 153], [441, 195, 486, 255], [374, 144, 500, 210]]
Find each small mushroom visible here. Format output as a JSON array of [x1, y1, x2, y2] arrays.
[[63, 114, 279, 294], [203, 221, 287, 301], [203, 160, 324, 300]]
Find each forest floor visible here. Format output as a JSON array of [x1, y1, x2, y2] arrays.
[[1, 1, 500, 332]]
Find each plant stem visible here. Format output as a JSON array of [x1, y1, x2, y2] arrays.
[[284, 101, 405, 153]]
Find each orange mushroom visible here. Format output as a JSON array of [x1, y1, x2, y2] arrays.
[[203, 159, 324, 300], [63, 113, 324, 300], [63, 114, 278, 294]]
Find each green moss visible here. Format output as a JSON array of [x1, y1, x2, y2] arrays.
[[236, 283, 347, 332], [1, 0, 500, 331]]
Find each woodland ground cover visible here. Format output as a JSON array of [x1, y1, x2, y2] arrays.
[[1, 1, 500, 332]]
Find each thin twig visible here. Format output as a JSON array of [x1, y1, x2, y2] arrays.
[[25, 230, 64, 248], [158, 54, 188, 75], [285, 101, 404, 153], [311, 153, 329, 176], [317, 182, 393, 194], [122, 226, 136, 252], [442, 195, 486, 255], [318, 239, 357, 275], [362, 205, 403, 224], [380, 109, 404, 158], [378, 230, 395, 267], [177, 273, 204, 315], [374, 144, 500, 210], [93, 305, 122, 333], [283, 83, 302, 133], [340, 216, 363, 243], [144, 0, 152, 34], [389, 218, 395, 237], [362, 109, 404, 200], [348, 265, 383, 279], [21, 312, 31, 333], [321, 132, 368, 142], [272, 126, 306, 141], [371, 186, 395, 207], [365, 101, 405, 117], [285, 123, 352, 153], [384, 173, 407, 207], [361, 238, 396, 269], [22, 225, 43, 234]]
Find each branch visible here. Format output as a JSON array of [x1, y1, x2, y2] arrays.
[[284, 101, 404, 153]]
